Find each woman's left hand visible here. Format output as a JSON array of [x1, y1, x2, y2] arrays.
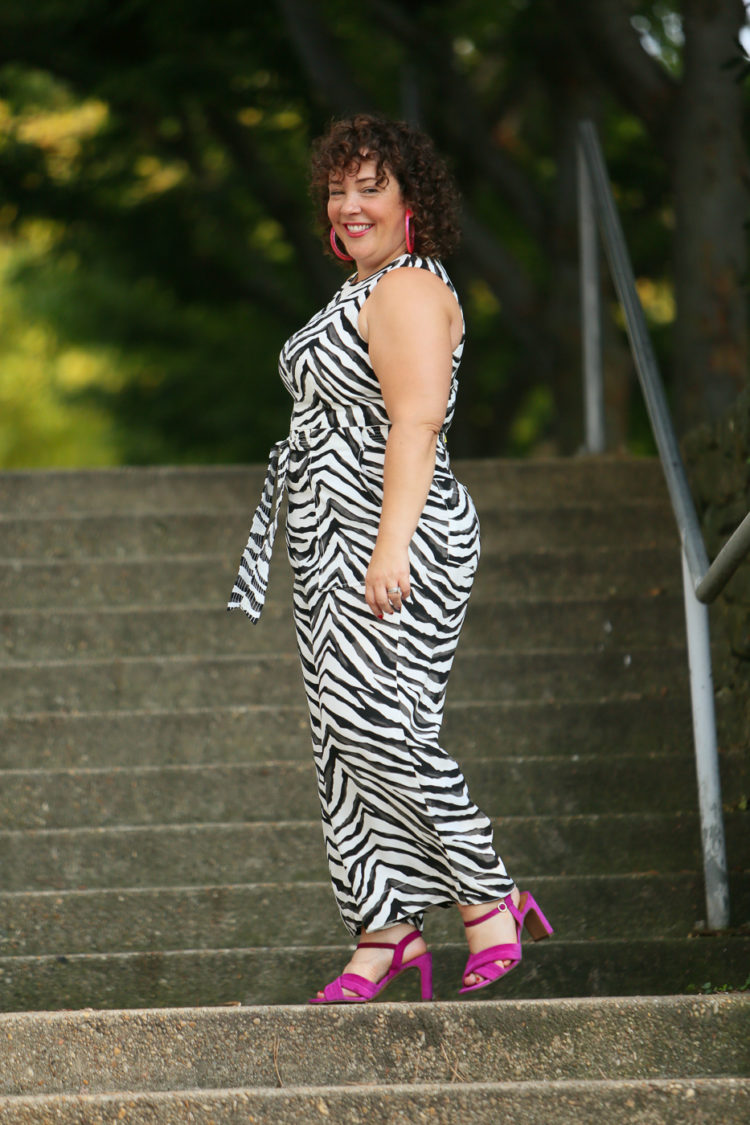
[[365, 541, 411, 617]]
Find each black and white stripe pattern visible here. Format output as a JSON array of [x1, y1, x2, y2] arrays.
[[229, 253, 513, 934]]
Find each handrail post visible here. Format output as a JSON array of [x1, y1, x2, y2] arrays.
[[577, 119, 735, 930], [577, 122, 710, 586], [577, 139, 606, 454], [681, 550, 730, 930]]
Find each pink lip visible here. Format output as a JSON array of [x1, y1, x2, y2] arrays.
[[343, 224, 373, 238]]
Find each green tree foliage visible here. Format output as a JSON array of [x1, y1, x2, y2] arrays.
[[0, 0, 747, 466]]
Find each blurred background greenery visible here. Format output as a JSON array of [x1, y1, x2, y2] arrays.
[[0, 0, 747, 468]]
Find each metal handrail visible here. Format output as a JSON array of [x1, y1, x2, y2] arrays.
[[696, 514, 750, 604], [577, 119, 750, 930]]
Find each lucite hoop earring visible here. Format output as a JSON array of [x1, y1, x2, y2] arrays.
[[405, 209, 415, 254], [329, 227, 354, 262]]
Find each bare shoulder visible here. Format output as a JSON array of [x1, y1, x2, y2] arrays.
[[373, 265, 455, 306], [361, 266, 461, 342]]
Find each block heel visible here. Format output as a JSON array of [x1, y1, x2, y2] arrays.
[[519, 891, 554, 942]]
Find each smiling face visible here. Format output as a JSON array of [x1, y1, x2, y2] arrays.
[[327, 155, 409, 279]]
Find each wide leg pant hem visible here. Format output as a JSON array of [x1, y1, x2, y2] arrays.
[[293, 581, 513, 939]]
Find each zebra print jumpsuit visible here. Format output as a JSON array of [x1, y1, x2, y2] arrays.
[[229, 253, 513, 936]]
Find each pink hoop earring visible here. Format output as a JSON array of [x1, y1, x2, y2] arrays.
[[329, 227, 354, 262], [405, 209, 415, 254]]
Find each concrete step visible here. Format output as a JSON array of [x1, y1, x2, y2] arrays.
[[3, 544, 684, 611], [0, 459, 671, 516], [3, 936, 750, 1010], [0, 648, 690, 716], [0, 501, 677, 561], [3, 874, 749, 957], [0, 466, 265, 516], [3, 811, 746, 892], [2, 751, 744, 830], [1, 997, 747, 1089], [0, 696, 696, 769], [0, 595, 685, 662], [0, 992, 748, 1079], [0, 546, 683, 611], [2, 1080, 749, 1125]]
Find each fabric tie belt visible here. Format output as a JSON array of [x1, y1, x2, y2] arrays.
[[227, 435, 291, 623], [227, 403, 391, 624], [227, 404, 449, 624]]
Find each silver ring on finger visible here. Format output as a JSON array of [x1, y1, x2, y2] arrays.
[[387, 586, 401, 595]]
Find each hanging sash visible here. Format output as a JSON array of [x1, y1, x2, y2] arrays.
[[227, 438, 290, 623]]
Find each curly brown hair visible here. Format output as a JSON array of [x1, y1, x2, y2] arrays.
[[310, 114, 461, 261]]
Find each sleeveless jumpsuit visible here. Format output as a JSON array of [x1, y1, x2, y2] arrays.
[[229, 253, 513, 936]]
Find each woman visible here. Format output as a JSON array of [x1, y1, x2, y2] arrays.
[[229, 114, 552, 1002]]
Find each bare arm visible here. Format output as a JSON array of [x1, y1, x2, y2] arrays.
[[360, 267, 461, 617]]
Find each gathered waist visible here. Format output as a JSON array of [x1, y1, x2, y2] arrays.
[[288, 402, 386, 450], [287, 402, 448, 451]]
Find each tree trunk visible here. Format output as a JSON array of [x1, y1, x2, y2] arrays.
[[673, 0, 749, 434]]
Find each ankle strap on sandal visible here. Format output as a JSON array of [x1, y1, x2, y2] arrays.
[[357, 929, 422, 971], [357, 929, 422, 953], [463, 899, 511, 929]]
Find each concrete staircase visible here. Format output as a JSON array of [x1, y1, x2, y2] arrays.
[[1, 996, 748, 1122], [1, 460, 748, 1118]]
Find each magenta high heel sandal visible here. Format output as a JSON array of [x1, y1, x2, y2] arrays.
[[459, 890, 553, 995], [309, 929, 434, 1004]]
